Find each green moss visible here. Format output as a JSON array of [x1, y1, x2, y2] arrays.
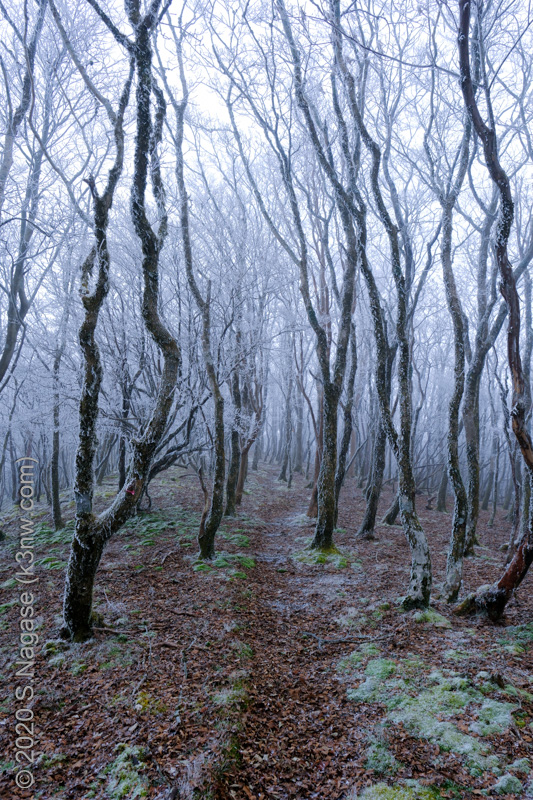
[[503, 622, 533, 645], [366, 659, 396, 680], [365, 741, 401, 775], [293, 545, 353, 569], [469, 699, 516, 736], [346, 664, 512, 776], [103, 745, 149, 799], [220, 531, 250, 548], [230, 570, 248, 580], [359, 782, 442, 799], [193, 561, 213, 572], [413, 609, 451, 628], [508, 758, 529, 773], [211, 686, 247, 709], [337, 651, 364, 672], [233, 555, 255, 569], [38, 753, 67, 769], [492, 774, 522, 795], [134, 690, 167, 714]]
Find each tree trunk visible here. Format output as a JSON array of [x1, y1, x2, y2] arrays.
[[51, 380, 63, 530], [293, 392, 304, 473], [357, 422, 386, 539], [199, 391, 225, 558], [334, 324, 357, 525], [436, 464, 448, 512], [312, 386, 338, 550], [62, 24, 180, 640], [278, 374, 293, 482], [306, 387, 323, 517], [225, 368, 242, 516]]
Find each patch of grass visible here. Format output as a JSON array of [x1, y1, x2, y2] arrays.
[[38, 753, 68, 769], [346, 662, 515, 777], [134, 690, 167, 714], [100, 744, 149, 799], [293, 545, 352, 569], [34, 523, 74, 547], [336, 607, 367, 629], [36, 556, 67, 570], [413, 608, 451, 628], [233, 642, 253, 660], [220, 531, 250, 548], [365, 740, 401, 775], [0, 600, 16, 615], [492, 774, 522, 795], [337, 651, 365, 673], [358, 782, 444, 799], [193, 551, 255, 577], [211, 685, 248, 710]]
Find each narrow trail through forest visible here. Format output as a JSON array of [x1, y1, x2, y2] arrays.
[[0, 466, 532, 800]]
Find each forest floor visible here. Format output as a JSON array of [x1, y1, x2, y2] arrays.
[[0, 465, 532, 800]]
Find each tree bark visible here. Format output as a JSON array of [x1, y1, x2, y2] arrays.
[[225, 366, 242, 516]]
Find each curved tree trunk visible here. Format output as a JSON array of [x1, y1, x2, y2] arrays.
[[62, 12, 180, 641], [225, 368, 242, 516], [456, 0, 533, 619]]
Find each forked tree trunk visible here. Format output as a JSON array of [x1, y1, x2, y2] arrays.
[[61, 11, 180, 640]]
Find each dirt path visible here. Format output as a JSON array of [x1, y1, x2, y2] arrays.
[[209, 473, 533, 800]]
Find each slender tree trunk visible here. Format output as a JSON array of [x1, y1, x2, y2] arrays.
[[357, 422, 386, 539], [51, 361, 63, 530], [225, 368, 242, 516], [307, 387, 323, 517], [279, 375, 293, 482], [436, 464, 448, 512], [312, 386, 339, 549], [293, 392, 304, 473], [488, 441, 499, 528], [441, 191, 470, 601], [334, 324, 357, 525]]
